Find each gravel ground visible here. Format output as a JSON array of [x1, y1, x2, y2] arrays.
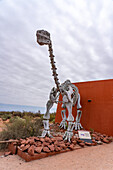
[[0, 142, 113, 170]]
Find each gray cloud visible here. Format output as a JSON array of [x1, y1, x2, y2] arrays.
[[0, 0, 113, 107]]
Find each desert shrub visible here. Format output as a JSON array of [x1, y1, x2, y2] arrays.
[[89, 128, 94, 134], [51, 118, 55, 124], [1, 114, 12, 121], [34, 112, 42, 117], [0, 112, 4, 116], [40, 114, 44, 119], [0, 111, 13, 117], [23, 111, 35, 117], [12, 111, 24, 117], [50, 112, 56, 122], [0, 111, 43, 120], [0, 117, 43, 150], [9, 116, 20, 123]]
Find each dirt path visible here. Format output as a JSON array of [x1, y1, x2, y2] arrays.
[[0, 142, 113, 170]]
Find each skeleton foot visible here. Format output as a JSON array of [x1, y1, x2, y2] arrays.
[[59, 119, 67, 129], [41, 119, 53, 138], [63, 131, 73, 143], [74, 110, 83, 130], [41, 129, 53, 138], [63, 121, 74, 142], [73, 122, 83, 130], [59, 109, 67, 129]]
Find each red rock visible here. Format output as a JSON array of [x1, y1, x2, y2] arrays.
[[58, 141, 64, 144], [74, 131, 78, 134], [55, 146, 61, 152], [91, 142, 97, 146], [95, 137, 101, 141], [108, 136, 113, 142], [22, 144, 30, 152], [102, 138, 109, 144], [29, 138, 35, 145], [33, 137, 40, 141], [100, 135, 104, 138], [21, 140, 26, 144], [28, 145, 35, 156], [8, 143, 17, 154], [43, 141, 49, 146], [54, 141, 58, 145], [68, 144, 74, 150], [60, 129, 64, 133], [45, 137, 52, 143], [77, 139, 83, 143], [58, 134, 63, 137], [25, 139, 31, 144], [12, 141, 18, 145], [43, 147, 50, 153], [51, 138, 56, 142], [92, 139, 96, 143], [97, 132, 101, 136], [103, 134, 107, 137], [85, 142, 92, 146], [4, 151, 12, 156], [55, 136, 63, 141], [65, 142, 70, 146], [35, 146, 43, 153], [58, 143, 66, 149], [79, 142, 85, 147], [48, 144, 55, 151], [36, 141, 42, 147], [92, 134, 97, 138], [72, 141, 77, 145], [39, 138, 45, 143], [20, 144, 25, 149]]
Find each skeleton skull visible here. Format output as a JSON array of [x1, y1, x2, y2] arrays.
[[36, 30, 51, 45]]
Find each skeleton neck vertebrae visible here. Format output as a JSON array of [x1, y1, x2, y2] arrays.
[[36, 30, 83, 142]]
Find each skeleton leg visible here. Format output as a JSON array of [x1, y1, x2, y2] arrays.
[[74, 110, 83, 130], [63, 103, 74, 142], [77, 93, 82, 109], [73, 93, 83, 130], [63, 121, 74, 143], [43, 100, 53, 120], [41, 87, 58, 137], [41, 119, 53, 137], [59, 104, 67, 129], [41, 100, 54, 138]]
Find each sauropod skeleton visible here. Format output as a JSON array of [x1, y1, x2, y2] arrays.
[[36, 30, 83, 142]]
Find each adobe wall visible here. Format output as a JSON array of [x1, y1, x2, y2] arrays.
[[55, 79, 113, 136]]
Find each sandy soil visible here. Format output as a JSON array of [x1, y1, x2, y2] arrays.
[[0, 118, 9, 132], [0, 142, 113, 170]]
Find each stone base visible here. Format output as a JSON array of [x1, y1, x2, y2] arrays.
[[8, 126, 113, 162]]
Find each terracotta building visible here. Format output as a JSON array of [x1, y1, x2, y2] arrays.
[[55, 79, 113, 136]]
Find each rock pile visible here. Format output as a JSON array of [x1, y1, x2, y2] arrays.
[[8, 127, 113, 162]]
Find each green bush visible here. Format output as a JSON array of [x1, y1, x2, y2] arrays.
[[1, 114, 12, 121], [9, 116, 20, 123], [50, 112, 56, 122], [0, 111, 13, 117], [0, 111, 43, 120], [0, 117, 43, 150], [34, 112, 42, 117], [89, 128, 94, 134]]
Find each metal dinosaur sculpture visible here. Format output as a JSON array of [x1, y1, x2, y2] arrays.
[[36, 30, 83, 142]]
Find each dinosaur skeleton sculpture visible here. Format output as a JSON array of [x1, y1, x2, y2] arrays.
[[36, 30, 83, 142]]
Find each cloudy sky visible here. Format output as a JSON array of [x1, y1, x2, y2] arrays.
[[0, 0, 113, 107]]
